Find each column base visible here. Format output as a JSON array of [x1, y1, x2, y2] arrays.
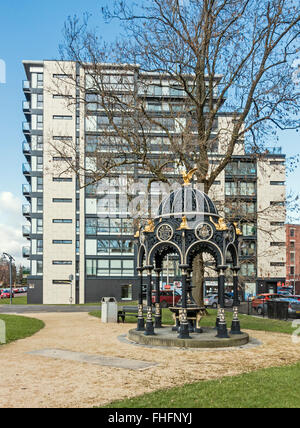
[[154, 316, 163, 328], [144, 321, 155, 336], [178, 323, 191, 339], [136, 317, 145, 332], [216, 323, 229, 339], [230, 320, 242, 335]]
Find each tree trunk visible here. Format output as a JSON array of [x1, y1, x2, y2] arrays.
[[192, 254, 205, 306]]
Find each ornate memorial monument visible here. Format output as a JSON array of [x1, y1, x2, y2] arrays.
[[130, 170, 249, 348]]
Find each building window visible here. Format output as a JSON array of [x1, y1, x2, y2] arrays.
[[290, 266, 295, 275], [53, 177, 73, 182], [270, 242, 285, 247], [37, 240, 43, 253], [52, 198, 72, 203], [86, 218, 134, 236], [37, 156, 43, 170], [270, 262, 285, 267], [121, 284, 133, 301], [53, 261, 73, 265], [52, 280, 71, 285], [37, 261, 43, 274], [290, 229, 295, 237], [53, 115, 73, 120], [270, 181, 285, 186], [37, 115, 43, 129], [37, 73, 43, 88], [53, 219, 73, 223], [52, 240, 72, 244], [37, 94, 43, 108], [290, 253, 295, 264], [53, 157, 72, 162], [37, 177, 43, 191], [37, 198, 43, 211], [86, 259, 134, 277], [37, 219, 43, 234], [270, 222, 284, 226]]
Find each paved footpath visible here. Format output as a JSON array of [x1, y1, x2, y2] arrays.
[[0, 312, 300, 408]]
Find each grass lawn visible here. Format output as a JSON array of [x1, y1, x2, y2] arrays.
[[104, 362, 300, 408], [0, 314, 44, 345], [91, 307, 300, 408], [0, 296, 28, 305]]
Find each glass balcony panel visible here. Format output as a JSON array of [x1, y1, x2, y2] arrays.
[[22, 247, 30, 257], [22, 204, 31, 215], [23, 101, 30, 110], [23, 80, 30, 90], [22, 184, 31, 194], [23, 163, 31, 174], [22, 225, 31, 235], [23, 122, 30, 132]]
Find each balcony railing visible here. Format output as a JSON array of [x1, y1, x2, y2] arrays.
[[266, 146, 282, 155], [23, 80, 30, 91], [23, 122, 30, 133], [22, 225, 31, 236], [22, 204, 31, 216], [22, 247, 30, 258], [22, 141, 31, 155], [23, 163, 31, 175], [22, 184, 31, 195]]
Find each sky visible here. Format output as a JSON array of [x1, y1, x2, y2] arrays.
[[0, 0, 299, 265]]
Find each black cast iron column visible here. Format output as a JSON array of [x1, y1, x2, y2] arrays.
[[154, 268, 162, 328], [144, 265, 155, 336], [178, 264, 191, 339], [216, 266, 229, 338], [230, 267, 242, 334], [136, 268, 145, 331]]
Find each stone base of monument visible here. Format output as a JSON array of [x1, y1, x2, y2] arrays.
[[128, 326, 249, 349]]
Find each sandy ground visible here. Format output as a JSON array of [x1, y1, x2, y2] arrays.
[[0, 312, 300, 408]]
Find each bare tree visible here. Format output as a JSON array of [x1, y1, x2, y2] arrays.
[[50, 0, 300, 304]]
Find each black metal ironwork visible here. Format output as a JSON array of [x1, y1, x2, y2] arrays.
[[135, 183, 243, 338]]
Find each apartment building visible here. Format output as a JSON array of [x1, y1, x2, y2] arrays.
[[22, 60, 287, 304], [286, 224, 300, 294]]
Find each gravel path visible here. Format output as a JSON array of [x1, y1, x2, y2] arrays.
[[0, 312, 300, 408]]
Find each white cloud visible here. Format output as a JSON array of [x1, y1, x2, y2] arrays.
[[0, 192, 28, 266]]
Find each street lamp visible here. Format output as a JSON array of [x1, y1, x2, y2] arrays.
[[3, 253, 15, 305]]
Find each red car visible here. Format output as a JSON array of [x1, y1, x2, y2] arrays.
[[251, 293, 280, 312], [0, 290, 15, 299], [152, 290, 181, 308]]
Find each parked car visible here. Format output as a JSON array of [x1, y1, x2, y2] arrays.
[[277, 297, 300, 318], [152, 290, 181, 308], [204, 293, 237, 308], [0, 289, 14, 299], [251, 293, 283, 315]]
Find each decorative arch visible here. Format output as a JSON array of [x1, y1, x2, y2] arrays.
[[137, 244, 147, 269], [147, 241, 183, 266], [185, 240, 224, 267], [225, 243, 239, 267]]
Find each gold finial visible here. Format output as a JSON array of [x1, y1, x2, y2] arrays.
[[177, 216, 190, 230], [210, 216, 228, 231], [234, 222, 243, 236], [182, 168, 198, 186], [144, 219, 155, 233], [134, 230, 140, 239]]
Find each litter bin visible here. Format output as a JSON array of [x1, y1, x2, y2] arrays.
[[101, 297, 118, 323], [267, 300, 289, 320]]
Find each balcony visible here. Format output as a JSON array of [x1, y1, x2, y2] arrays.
[[22, 247, 30, 258], [23, 100, 30, 112], [23, 163, 31, 175], [22, 184, 31, 201], [23, 80, 30, 92], [22, 204, 31, 218], [23, 121, 30, 134], [22, 225, 31, 237], [266, 147, 282, 155]]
